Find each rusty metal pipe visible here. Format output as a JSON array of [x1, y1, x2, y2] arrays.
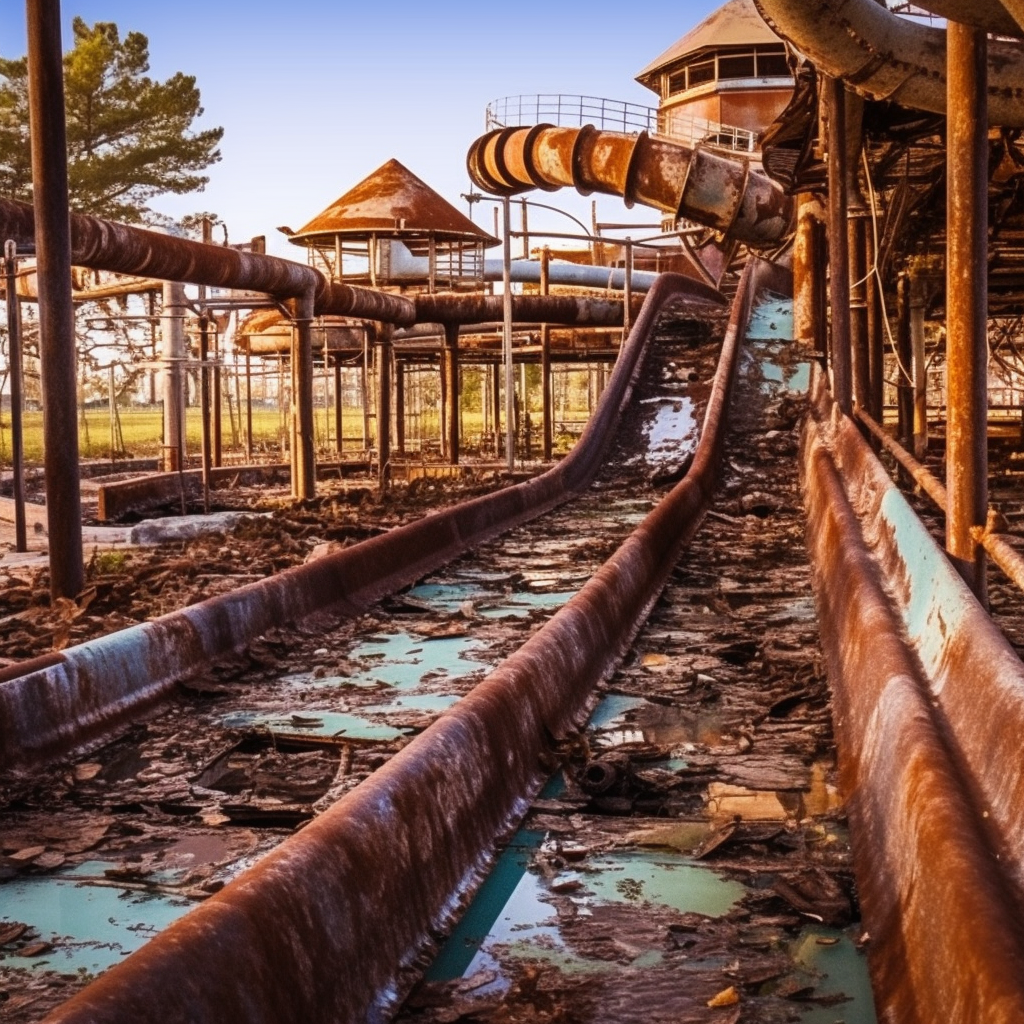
[[0, 198, 417, 326], [0, 273, 724, 770], [804, 392, 1024, 1022], [946, 22, 989, 602], [754, 0, 1024, 127], [793, 195, 826, 352], [854, 407, 948, 509], [856, 406, 1024, 597], [825, 78, 853, 416], [443, 322, 460, 465], [4, 241, 27, 553], [27, 0, 84, 600], [288, 290, 316, 499], [36, 259, 763, 1024], [915, 0, 1023, 36], [467, 126, 793, 247]]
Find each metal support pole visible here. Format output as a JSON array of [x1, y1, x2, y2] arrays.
[[107, 364, 115, 461], [850, 213, 870, 410], [492, 360, 501, 457], [866, 226, 884, 423], [361, 332, 371, 450], [540, 246, 552, 461], [161, 280, 186, 472], [793, 195, 825, 352], [288, 290, 316, 500], [946, 22, 989, 601], [334, 361, 343, 457], [623, 238, 633, 338], [911, 272, 928, 457], [27, 0, 83, 598], [825, 76, 853, 415], [245, 348, 253, 463], [4, 241, 27, 553], [896, 273, 915, 451], [199, 315, 212, 514], [443, 322, 460, 465], [213, 335, 222, 468], [502, 197, 515, 472], [395, 358, 405, 457], [376, 324, 392, 487]]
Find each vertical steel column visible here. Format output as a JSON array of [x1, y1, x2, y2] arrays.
[[361, 332, 371, 451], [846, 93, 870, 411], [492, 360, 501, 458], [4, 241, 27, 552], [376, 324, 392, 487], [245, 349, 253, 463], [540, 246, 553, 461], [946, 22, 989, 601], [850, 212, 870, 410], [161, 280, 186, 472], [793, 195, 826, 352], [623, 239, 633, 338], [212, 331, 222, 468], [334, 361, 343, 458], [502, 197, 515, 472], [27, 0, 83, 598], [911, 271, 929, 457], [199, 315, 212, 514], [443, 322, 460, 465], [866, 227, 884, 423], [395, 358, 405, 457], [825, 76, 852, 415], [896, 273, 915, 450], [288, 290, 316, 500], [201, 219, 222, 469]]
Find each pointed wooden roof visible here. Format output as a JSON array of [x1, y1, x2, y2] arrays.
[[289, 159, 498, 249], [636, 0, 783, 91]]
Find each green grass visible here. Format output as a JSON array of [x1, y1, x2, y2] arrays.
[[0, 404, 587, 465]]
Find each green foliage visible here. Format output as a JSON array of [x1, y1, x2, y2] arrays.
[[0, 18, 223, 222]]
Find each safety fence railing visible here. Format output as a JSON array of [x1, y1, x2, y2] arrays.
[[486, 94, 658, 134], [485, 93, 757, 153]]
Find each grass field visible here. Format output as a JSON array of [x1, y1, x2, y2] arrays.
[[0, 403, 586, 466]]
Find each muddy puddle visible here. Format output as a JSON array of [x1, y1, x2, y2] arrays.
[[0, 869, 195, 975], [417, 824, 874, 1023], [425, 829, 744, 989]]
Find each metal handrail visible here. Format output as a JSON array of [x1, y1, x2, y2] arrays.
[[486, 93, 658, 134], [484, 93, 758, 153]]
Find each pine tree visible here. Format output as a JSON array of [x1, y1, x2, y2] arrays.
[[0, 18, 223, 223]]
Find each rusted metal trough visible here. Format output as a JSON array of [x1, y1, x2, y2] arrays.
[[31, 253, 775, 1024], [803, 379, 1024, 1023], [0, 272, 721, 771]]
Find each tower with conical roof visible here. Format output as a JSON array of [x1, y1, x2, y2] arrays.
[[635, 0, 794, 148], [287, 158, 498, 290]]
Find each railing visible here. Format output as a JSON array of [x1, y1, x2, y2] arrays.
[[486, 94, 658, 134], [656, 108, 757, 152], [485, 93, 758, 153]]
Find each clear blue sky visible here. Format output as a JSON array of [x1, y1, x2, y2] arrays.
[[1, 1, 723, 255]]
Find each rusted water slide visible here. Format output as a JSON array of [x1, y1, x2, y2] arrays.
[[6, 22, 1024, 1012], [0, 180, 783, 1017], [465, 32, 1024, 1023]]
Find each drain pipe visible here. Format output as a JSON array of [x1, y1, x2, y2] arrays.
[[467, 125, 793, 246], [752, 0, 1024, 127]]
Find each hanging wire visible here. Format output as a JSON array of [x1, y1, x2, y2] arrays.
[[862, 147, 915, 388]]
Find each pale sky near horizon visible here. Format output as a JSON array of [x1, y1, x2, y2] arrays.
[[1, 1, 723, 256]]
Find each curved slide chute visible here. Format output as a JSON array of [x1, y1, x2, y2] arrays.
[[467, 123, 794, 247]]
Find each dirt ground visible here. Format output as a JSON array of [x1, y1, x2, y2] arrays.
[[0, 470, 511, 666]]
